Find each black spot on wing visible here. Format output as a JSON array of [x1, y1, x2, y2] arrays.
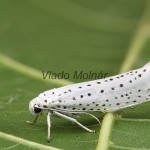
[[120, 84, 123, 87], [129, 80, 132, 83], [88, 93, 91, 96], [100, 90, 104, 93], [80, 95, 83, 98], [138, 74, 142, 77]]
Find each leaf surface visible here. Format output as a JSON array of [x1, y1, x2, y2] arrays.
[[0, 0, 150, 150]]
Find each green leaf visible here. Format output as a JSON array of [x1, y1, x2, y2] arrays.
[[0, 0, 150, 150]]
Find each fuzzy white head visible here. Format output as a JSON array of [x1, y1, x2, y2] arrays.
[[29, 97, 42, 115], [28, 90, 55, 116]]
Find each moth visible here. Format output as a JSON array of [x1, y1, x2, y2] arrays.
[[27, 62, 150, 141]]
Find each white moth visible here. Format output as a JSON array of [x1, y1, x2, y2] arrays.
[[27, 62, 150, 141]]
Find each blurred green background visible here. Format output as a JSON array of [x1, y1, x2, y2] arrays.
[[0, 0, 150, 150]]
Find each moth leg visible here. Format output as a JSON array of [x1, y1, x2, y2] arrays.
[[27, 115, 39, 125], [47, 111, 51, 142], [83, 112, 101, 124], [53, 111, 95, 133]]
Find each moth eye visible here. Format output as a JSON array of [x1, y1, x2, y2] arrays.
[[34, 106, 42, 114]]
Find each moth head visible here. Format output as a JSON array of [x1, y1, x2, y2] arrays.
[[29, 97, 42, 115]]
